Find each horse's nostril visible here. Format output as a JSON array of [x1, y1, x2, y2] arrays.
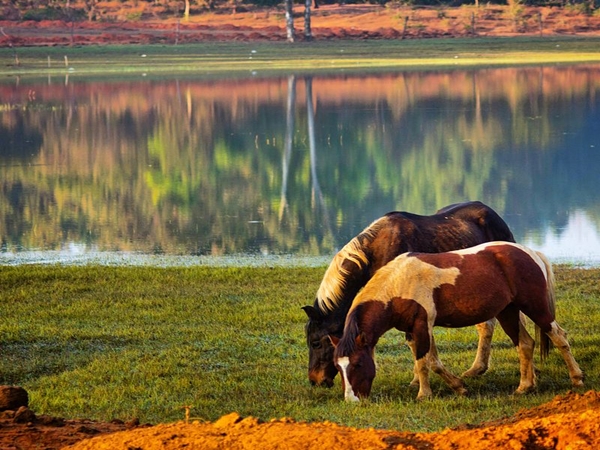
[[322, 379, 334, 388], [309, 380, 316, 386]]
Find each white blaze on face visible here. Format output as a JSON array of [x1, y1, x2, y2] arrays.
[[337, 356, 360, 402]]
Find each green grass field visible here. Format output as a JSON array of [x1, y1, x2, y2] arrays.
[[2, 36, 600, 78], [0, 264, 598, 432]]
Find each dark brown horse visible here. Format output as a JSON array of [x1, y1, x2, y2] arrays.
[[331, 242, 584, 401], [303, 202, 515, 387], [303, 201, 515, 387]]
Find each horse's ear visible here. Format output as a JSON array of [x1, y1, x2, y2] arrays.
[[328, 335, 340, 348], [302, 305, 322, 321], [355, 332, 368, 348]]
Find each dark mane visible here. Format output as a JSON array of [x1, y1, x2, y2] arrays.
[[336, 309, 361, 357]]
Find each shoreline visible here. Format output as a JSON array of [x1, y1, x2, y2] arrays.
[[1, 250, 598, 268]]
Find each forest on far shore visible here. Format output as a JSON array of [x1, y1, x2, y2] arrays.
[[2, 0, 599, 23]]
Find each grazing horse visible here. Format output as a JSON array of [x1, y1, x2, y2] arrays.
[[302, 201, 515, 387], [331, 242, 584, 401]]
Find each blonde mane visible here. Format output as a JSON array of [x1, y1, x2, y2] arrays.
[[316, 217, 386, 312]]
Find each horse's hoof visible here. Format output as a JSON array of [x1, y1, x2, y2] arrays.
[[409, 379, 420, 388], [455, 387, 469, 396], [514, 386, 535, 395], [416, 392, 432, 401], [572, 379, 585, 388], [461, 366, 488, 378]]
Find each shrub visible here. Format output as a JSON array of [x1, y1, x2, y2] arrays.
[[22, 6, 63, 21], [21, 6, 85, 21]]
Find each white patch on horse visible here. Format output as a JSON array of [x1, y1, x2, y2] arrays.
[[337, 356, 360, 402], [350, 253, 460, 321]]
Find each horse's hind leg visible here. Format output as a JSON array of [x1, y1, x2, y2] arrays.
[[545, 321, 584, 387], [428, 336, 468, 397], [405, 333, 420, 387], [462, 319, 496, 378], [497, 306, 536, 394], [515, 321, 537, 394]]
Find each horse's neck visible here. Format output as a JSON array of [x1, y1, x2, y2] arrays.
[[336, 267, 371, 315], [321, 278, 364, 319], [318, 251, 371, 312], [349, 303, 390, 347]]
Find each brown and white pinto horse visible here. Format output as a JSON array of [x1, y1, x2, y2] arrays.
[[303, 201, 515, 387], [331, 242, 584, 401]]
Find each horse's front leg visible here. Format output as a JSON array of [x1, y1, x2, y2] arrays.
[[462, 319, 496, 378], [428, 336, 468, 396], [413, 355, 432, 400], [406, 331, 432, 399]]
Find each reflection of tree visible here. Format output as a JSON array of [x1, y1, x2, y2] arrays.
[[0, 122, 43, 161], [279, 75, 296, 222], [305, 76, 333, 244], [1, 66, 599, 255]]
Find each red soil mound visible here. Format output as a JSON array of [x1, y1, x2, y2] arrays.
[[1, 390, 599, 449]]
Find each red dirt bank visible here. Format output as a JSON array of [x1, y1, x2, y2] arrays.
[[1, 390, 599, 449], [1, 4, 600, 47]]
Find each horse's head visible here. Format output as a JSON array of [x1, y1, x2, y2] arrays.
[[302, 305, 342, 388], [331, 333, 376, 402], [304, 223, 378, 388]]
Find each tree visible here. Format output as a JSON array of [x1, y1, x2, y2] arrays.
[[184, 0, 190, 20], [304, 0, 312, 41], [285, 0, 294, 42], [83, 0, 98, 21]]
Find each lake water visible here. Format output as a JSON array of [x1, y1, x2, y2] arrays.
[[1, 64, 600, 266]]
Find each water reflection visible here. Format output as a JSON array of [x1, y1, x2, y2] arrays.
[[1, 65, 599, 264]]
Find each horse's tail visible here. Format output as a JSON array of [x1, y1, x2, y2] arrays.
[[535, 250, 555, 361]]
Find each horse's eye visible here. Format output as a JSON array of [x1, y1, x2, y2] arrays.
[[310, 341, 322, 349]]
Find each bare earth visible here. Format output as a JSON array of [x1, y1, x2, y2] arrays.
[[1, 6, 600, 449], [1, 4, 600, 46], [0, 390, 598, 449]]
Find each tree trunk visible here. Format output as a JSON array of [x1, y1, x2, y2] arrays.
[[304, 0, 312, 41], [84, 0, 97, 22], [285, 0, 294, 42], [184, 0, 190, 21]]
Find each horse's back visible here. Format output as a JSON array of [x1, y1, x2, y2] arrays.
[[400, 242, 549, 326], [377, 202, 513, 257], [437, 201, 516, 243]]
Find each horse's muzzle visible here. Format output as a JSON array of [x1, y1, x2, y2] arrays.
[[309, 371, 334, 388]]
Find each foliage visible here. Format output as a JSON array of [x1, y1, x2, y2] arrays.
[[0, 264, 598, 430], [507, 0, 525, 30], [22, 6, 68, 20], [3, 0, 599, 21], [18, 4, 86, 21]]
